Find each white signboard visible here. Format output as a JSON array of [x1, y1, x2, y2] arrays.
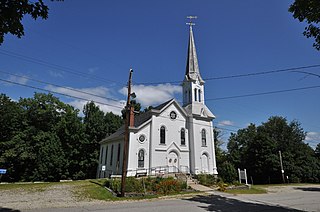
[[101, 165, 106, 171]]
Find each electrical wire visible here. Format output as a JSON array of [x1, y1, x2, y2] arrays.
[[0, 70, 122, 103], [205, 85, 320, 101], [0, 49, 126, 87], [134, 64, 320, 85], [0, 77, 124, 110]]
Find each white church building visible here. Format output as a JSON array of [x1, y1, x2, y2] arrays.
[[97, 24, 218, 178]]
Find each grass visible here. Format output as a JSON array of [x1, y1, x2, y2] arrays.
[[225, 185, 267, 194], [0, 181, 54, 192], [73, 180, 118, 201], [0, 179, 199, 201]]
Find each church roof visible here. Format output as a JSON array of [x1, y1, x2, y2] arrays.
[[100, 99, 175, 143], [185, 25, 204, 84]]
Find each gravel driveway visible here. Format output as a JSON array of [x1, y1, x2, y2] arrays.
[[0, 183, 107, 210]]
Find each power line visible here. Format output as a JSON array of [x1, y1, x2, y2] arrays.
[[134, 64, 320, 85], [0, 70, 122, 103], [292, 70, 320, 78], [206, 85, 320, 101], [0, 77, 124, 110], [0, 49, 126, 87], [204, 64, 320, 81]]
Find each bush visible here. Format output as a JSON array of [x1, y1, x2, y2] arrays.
[[125, 177, 144, 193], [156, 177, 181, 195], [195, 174, 216, 186], [218, 161, 237, 183], [104, 176, 187, 195], [104, 179, 121, 193]]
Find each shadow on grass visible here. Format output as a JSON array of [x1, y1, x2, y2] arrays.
[[89, 180, 103, 186], [294, 187, 320, 192], [0, 208, 20, 212], [184, 194, 303, 212]]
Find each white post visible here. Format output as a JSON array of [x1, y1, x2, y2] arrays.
[[238, 168, 241, 183], [244, 169, 248, 185]]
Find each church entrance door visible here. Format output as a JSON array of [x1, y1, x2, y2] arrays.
[[201, 153, 209, 173], [167, 151, 179, 173]]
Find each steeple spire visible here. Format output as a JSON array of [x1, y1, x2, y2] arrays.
[[185, 16, 204, 84]]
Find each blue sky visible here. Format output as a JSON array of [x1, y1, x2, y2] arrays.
[[0, 0, 319, 148]]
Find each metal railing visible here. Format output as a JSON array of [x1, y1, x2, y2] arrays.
[[98, 164, 191, 179]]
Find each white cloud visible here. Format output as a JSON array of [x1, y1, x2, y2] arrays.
[[119, 83, 181, 107], [45, 85, 125, 115], [305, 132, 320, 141], [49, 71, 63, 78], [218, 120, 235, 127], [305, 132, 320, 149], [7, 75, 29, 85], [88, 67, 99, 74]]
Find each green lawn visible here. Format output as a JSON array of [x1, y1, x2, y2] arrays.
[[0, 179, 189, 201], [0, 181, 55, 192], [225, 185, 267, 194]]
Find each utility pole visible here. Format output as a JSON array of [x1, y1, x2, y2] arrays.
[[279, 151, 285, 183], [120, 69, 133, 197]]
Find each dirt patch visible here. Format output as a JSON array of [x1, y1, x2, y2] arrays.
[[0, 183, 107, 210]]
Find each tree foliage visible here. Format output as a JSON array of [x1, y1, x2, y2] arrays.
[[0, 0, 62, 45], [227, 116, 320, 184], [0, 93, 122, 182], [289, 0, 320, 50]]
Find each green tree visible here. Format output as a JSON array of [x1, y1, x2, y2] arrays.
[[83, 101, 122, 179], [1, 93, 69, 181], [54, 103, 87, 180], [289, 0, 320, 50], [0, 94, 24, 145], [227, 116, 319, 184]]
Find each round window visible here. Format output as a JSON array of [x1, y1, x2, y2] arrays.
[[139, 134, 145, 142], [170, 111, 177, 120]]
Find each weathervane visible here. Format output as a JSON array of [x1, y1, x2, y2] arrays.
[[186, 16, 197, 27]]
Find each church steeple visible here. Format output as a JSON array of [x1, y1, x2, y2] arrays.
[[185, 24, 204, 84], [183, 17, 205, 106]]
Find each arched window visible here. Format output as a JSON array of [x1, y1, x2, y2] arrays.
[[138, 149, 144, 168], [160, 126, 166, 144], [201, 129, 207, 146], [194, 88, 197, 101], [198, 89, 201, 102], [181, 128, 186, 145]]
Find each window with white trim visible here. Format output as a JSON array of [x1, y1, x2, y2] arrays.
[[181, 128, 186, 145], [138, 149, 144, 168], [160, 126, 166, 144], [201, 129, 207, 146]]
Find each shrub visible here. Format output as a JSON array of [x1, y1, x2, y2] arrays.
[[196, 174, 216, 186], [104, 176, 186, 195], [125, 177, 144, 193], [104, 179, 121, 193], [218, 161, 237, 183], [156, 178, 181, 195]]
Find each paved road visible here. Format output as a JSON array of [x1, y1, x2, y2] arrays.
[[1, 185, 320, 212], [0, 197, 303, 212]]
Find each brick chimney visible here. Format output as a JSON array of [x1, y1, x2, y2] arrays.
[[129, 106, 135, 127]]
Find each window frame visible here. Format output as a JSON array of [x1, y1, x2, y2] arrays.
[[160, 126, 166, 144], [138, 149, 145, 168], [201, 129, 207, 147], [181, 128, 186, 146]]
